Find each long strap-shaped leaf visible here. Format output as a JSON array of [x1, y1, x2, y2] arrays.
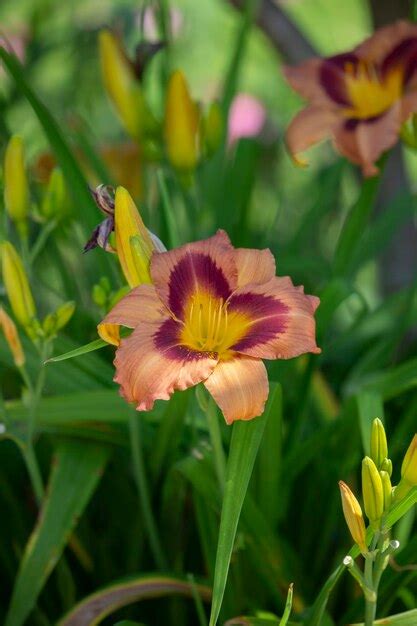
[[59, 575, 211, 625], [209, 388, 279, 626], [352, 608, 417, 626], [5, 440, 109, 626], [0, 47, 98, 231]]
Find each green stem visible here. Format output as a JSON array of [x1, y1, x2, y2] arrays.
[[206, 397, 226, 491], [19, 342, 50, 505], [128, 410, 168, 570], [364, 554, 376, 626], [156, 169, 181, 248], [29, 220, 57, 264]]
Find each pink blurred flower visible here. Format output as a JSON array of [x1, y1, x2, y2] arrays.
[[228, 93, 266, 146], [0, 30, 27, 77]]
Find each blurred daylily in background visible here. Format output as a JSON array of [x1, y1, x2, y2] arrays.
[[284, 20, 417, 176], [100, 228, 320, 423]]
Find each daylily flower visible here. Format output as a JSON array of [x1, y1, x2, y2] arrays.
[[284, 20, 417, 177], [100, 230, 320, 423], [228, 94, 266, 147]]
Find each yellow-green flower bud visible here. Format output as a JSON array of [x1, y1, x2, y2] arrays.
[[380, 457, 393, 477], [55, 301, 75, 331], [41, 167, 66, 220], [339, 481, 367, 553], [380, 470, 392, 512], [203, 101, 223, 156], [164, 70, 200, 173], [362, 456, 384, 525], [99, 30, 158, 141], [1, 242, 36, 333], [370, 418, 388, 469], [0, 307, 25, 367], [42, 301, 75, 338], [4, 135, 30, 237], [401, 434, 417, 485], [114, 186, 155, 288]]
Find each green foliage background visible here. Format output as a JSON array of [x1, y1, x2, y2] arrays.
[[0, 1, 417, 625]]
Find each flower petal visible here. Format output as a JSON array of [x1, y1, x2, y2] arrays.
[[227, 277, 320, 360], [114, 318, 218, 411], [100, 284, 167, 328], [355, 20, 417, 64], [234, 247, 276, 287], [150, 230, 238, 319], [204, 356, 268, 424], [333, 103, 402, 177], [98, 284, 168, 344], [283, 58, 330, 104], [285, 106, 340, 165]]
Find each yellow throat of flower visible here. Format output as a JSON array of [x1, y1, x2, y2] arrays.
[[180, 292, 250, 356], [344, 61, 403, 119]]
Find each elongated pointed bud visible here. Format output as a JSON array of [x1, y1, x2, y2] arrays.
[[392, 435, 417, 503], [362, 456, 384, 525], [380, 470, 392, 512], [41, 167, 67, 220], [0, 307, 25, 367], [164, 70, 200, 172], [1, 242, 36, 333], [99, 30, 157, 141], [370, 418, 388, 469], [203, 101, 223, 156], [380, 457, 393, 477], [401, 435, 417, 485], [339, 481, 367, 553], [114, 186, 155, 288], [4, 135, 30, 237]]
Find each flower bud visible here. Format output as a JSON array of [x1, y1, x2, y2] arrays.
[[99, 30, 157, 141], [1, 242, 36, 333], [114, 186, 155, 288], [0, 307, 25, 367], [339, 481, 367, 553], [401, 434, 417, 485], [203, 101, 223, 156], [41, 167, 67, 220], [380, 457, 393, 477], [42, 302, 74, 338], [164, 70, 200, 172], [380, 470, 392, 512], [4, 135, 30, 236], [362, 456, 384, 525], [370, 418, 388, 469]]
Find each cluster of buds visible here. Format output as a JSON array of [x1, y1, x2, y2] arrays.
[[337, 419, 417, 616], [339, 419, 397, 552], [2, 135, 68, 242], [0, 242, 75, 361], [99, 29, 223, 180]]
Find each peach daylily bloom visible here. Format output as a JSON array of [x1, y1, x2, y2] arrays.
[[100, 230, 320, 424], [284, 20, 417, 177]]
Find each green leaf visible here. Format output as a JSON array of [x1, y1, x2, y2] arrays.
[[346, 357, 417, 400], [46, 338, 108, 363], [5, 440, 109, 626], [356, 392, 384, 457], [58, 575, 211, 626], [255, 384, 282, 527], [208, 389, 275, 626], [0, 47, 98, 231], [333, 164, 383, 277], [352, 608, 417, 625]]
